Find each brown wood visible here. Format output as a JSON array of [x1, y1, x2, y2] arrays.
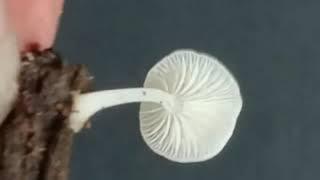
[[0, 49, 92, 180]]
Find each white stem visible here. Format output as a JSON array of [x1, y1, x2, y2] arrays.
[[69, 88, 175, 132]]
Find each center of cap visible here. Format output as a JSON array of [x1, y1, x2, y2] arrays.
[[162, 95, 184, 114]]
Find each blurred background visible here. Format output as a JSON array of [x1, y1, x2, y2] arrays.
[[55, 0, 320, 179]]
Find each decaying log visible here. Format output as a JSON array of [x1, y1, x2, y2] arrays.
[[0, 49, 92, 180]]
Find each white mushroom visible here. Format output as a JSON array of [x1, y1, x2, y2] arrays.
[[69, 49, 242, 163]]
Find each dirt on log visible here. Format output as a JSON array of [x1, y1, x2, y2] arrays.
[[0, 49, 92, 180]]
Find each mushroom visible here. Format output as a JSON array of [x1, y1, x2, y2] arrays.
[[69, 49, 243, 163]]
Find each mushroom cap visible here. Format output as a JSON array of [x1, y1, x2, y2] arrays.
[[139, 50, 242, 163]]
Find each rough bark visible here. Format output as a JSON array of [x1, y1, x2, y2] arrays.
[[0, 49, 92, 180]]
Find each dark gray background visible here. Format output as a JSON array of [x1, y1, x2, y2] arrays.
[[55, 0, 320, 179]]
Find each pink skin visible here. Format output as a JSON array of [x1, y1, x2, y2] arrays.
[[5, 0, 64, 52]]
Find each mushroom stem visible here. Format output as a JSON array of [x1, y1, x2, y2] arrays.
[[69, 88, 175, 132]]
